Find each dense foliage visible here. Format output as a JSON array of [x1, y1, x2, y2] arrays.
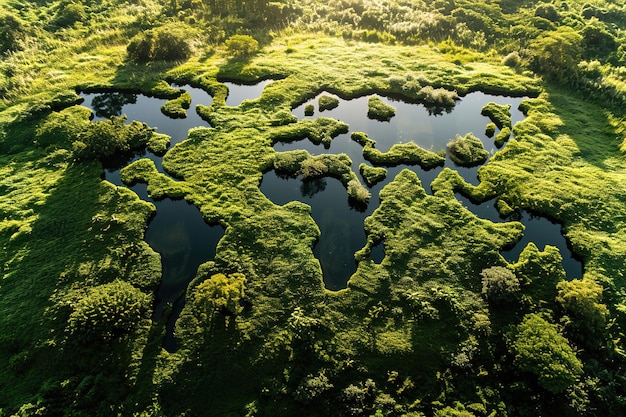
[[1, 0, 626, 416]]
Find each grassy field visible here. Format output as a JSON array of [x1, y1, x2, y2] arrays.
[[2, 0, 626, 415]]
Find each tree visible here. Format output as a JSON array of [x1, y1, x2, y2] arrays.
[[556, 279, 608, 346], [67, 281, 151, 343], [224, 34, 259, 57], [529, 27, 583, 84], [191, 273, 246, 326], [480, 266, 520, 304], [127, 25, 193, 62], [512, 313, 583, 393]]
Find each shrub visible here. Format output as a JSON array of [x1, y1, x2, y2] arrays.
[[67, 281, 151, 343], [502, 51, 521, 68], [347, 179, 371, 203], [512, 313, 582, 393], [53, 2, 87, 27], [367, 95, 396, 121], [304, 103, 314, 116], [415, 86, 459, 113], [0, 12, 26, 53], [480, 266, 520, 304], [127, 25, 193, 62], [447, 133, 489, 167], [192, 273, 246, 321], [294, 372, 333, 403], [224, 34, 259, 57], [318, 94, 339, 111], [534, 3, 560, 22]]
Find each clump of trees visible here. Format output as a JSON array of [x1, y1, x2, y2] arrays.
[[512, 313, 583, 393], [72, 116, 155, 160], [66, 281, 151, 343], [127, 24, 193, 62]]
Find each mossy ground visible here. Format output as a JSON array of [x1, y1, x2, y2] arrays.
[[1, 2, 626, 416]]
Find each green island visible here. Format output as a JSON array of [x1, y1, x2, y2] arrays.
[[2, 0, 626, 416]]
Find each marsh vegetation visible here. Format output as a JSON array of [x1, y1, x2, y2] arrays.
[[1, 0, 626, 416]]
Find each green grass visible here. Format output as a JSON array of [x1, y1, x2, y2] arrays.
[[2, 2, 626, 415]]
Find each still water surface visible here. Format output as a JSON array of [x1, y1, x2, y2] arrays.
[[80, 83, 582, 347]]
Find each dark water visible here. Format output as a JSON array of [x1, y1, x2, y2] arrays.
[[263, 91, 583, 287], [80, 87, 222, 351], [457, 195, 582, 278], [80, 85, 582, 299]]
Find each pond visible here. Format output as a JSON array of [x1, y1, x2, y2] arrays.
[[263, 91, 583, 288], [81, 86, 221, 352], [79, 82, 583, 331]]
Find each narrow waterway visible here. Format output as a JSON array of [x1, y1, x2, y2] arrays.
[[80, 83, 583, 327]]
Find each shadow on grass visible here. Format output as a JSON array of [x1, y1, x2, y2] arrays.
[[0, 160, 162, 414], [545, 84, 623, 169]]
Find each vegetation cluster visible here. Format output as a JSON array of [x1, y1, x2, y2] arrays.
[[1, 0, 626, 416]]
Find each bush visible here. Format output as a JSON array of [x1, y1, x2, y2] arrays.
[[480, 266, 520, 304], [73, 116, 155, 160], [0, 12, 26, 53], [512, 313, 583, 393], [502, 51, 522, 67], [447, 133, 489, 167], [367, 95, 396, 121], [53, 2, 87, 27], [347, 179, 371, 203], [224, 34, 259, 57], [304, 104, 314, 116], [67, 281, 151, 343], [127, 25, 193, 62], [534, 3, 560, 22], [415, 86, 459, 113], [192, 273, 246, 322]]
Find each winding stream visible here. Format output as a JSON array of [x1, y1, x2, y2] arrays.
[[79, 82, 583, 348]]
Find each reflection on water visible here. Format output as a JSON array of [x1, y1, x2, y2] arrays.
[[144, 199, 224, 352], [224, 79, 274, 106], [264, 91, 582, 288], [80, 84, 582, 296]]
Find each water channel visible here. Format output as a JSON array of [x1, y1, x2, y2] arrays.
[[79, 81, 582, 348]]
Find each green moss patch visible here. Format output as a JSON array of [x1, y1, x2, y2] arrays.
[[367, 95, 396, 121]]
